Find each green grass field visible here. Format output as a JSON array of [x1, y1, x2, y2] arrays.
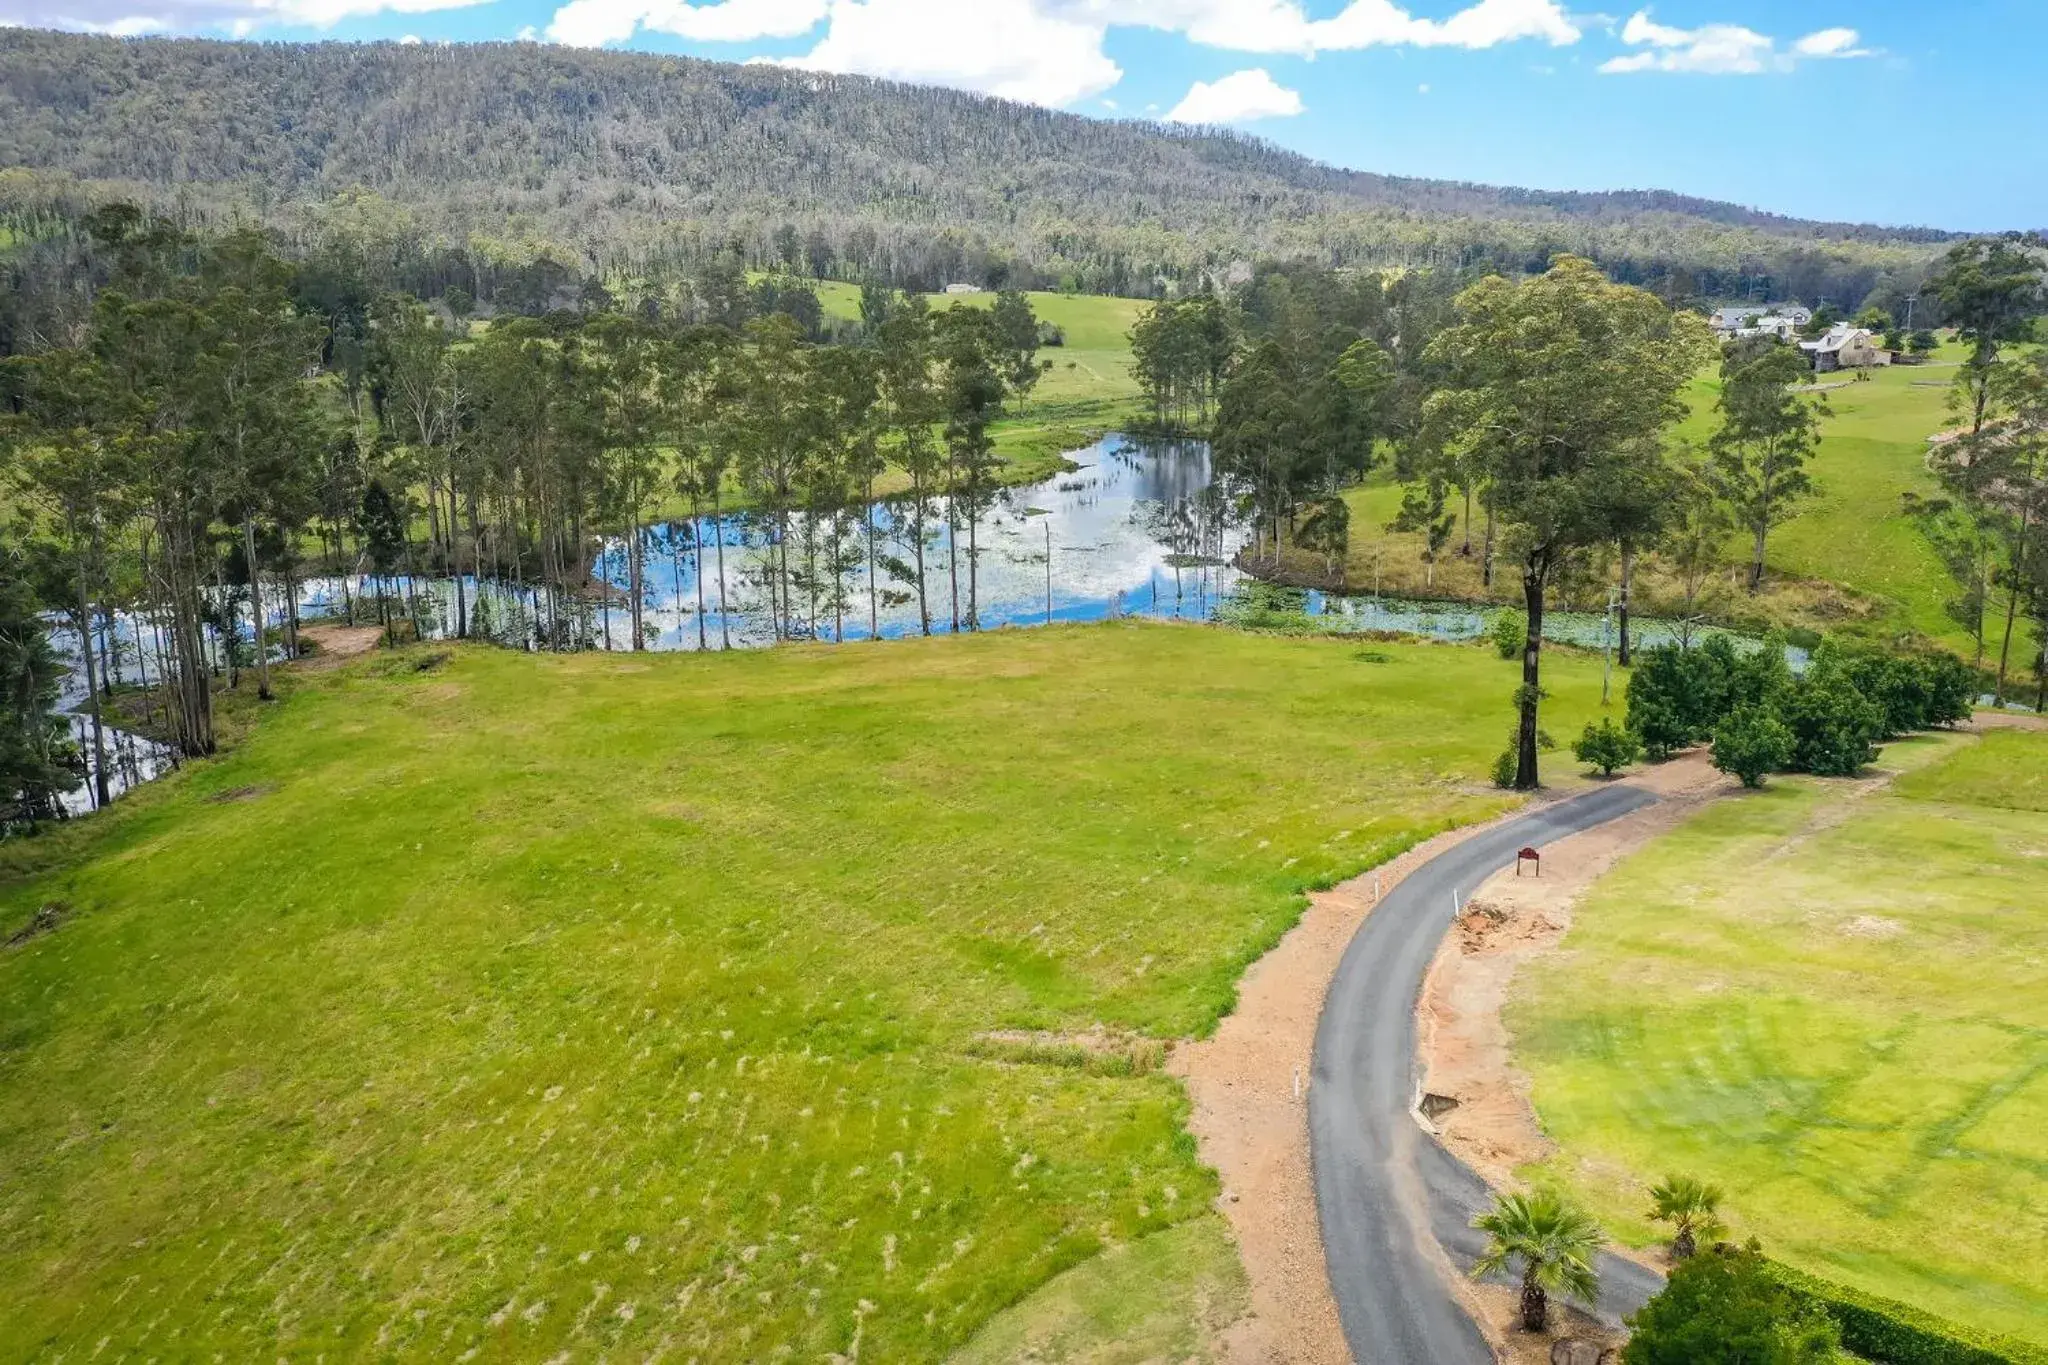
[[1298, 343, 2043, 676], [1511, 728, 2048, 1346], [809, 280, 1147, 413], [0, 622, 1615, 1361]]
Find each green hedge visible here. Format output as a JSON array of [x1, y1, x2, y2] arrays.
[[1764, 1260, 2048, 1365]]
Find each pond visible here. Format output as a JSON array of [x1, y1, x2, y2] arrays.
[[293, 434, 1748, 657], [43, 433, 1793, 816]]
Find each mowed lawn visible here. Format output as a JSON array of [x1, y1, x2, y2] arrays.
[[0, 623, 1609, 1361], [1512, 727, 2048, 1346]]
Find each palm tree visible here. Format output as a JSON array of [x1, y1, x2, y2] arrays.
[[1647, 1175, 1727, 1261], [1471, 1190, 1604, 1333]]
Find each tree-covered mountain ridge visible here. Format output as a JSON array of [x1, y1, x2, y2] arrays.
[[0, 30, 1955, 296]]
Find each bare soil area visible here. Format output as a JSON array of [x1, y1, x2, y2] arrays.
[[297, 624, 384, 668]]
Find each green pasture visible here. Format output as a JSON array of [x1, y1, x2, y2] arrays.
[[0, 622, 1614, 1361], [1307, 342, 2044, 675], [1512, 727, 2048, 1346]]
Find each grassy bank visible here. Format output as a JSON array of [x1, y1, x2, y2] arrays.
[[1287, 344, 2042, 673], [1511, 727, 2048, 1347], [0, 621, 1613, 1361]]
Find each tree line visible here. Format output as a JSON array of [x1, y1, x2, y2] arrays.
[[1182, 239, 2043, 789], [0, 31, 1958, 314], [0, 208, 1053, 822]]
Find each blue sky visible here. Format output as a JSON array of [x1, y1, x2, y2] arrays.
[[10, 0, 2045, 231]]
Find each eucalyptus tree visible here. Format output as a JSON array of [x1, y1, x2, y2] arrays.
[[814, 343, 885, 639], [990, 289, 1049, 413], [934, 306, 1010, 629], [1927, 236, 2044, 439], [465, 318, 576, 645], [1424, 256, 1709, 789], [1212, 341, 1302, 567], [89, 287, 221, 755], [1662, 454, 1731, 646], [369, 294, 466, 631], [1, 346, 129, 807], [730, 314, 823, 639], [192, 232, 324, 701], [666, 326, 734, 650], [584, 313, 667, 649], [0, 545, 77, 826], [1706, 340, 1824, 593], [877, 300, 943, 635], [1936, 351, 2048, 703], [1589, 442, 1678, 665]]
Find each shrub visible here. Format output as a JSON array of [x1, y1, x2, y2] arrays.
[[1626, 645, 1723, 759], [1923, 652, 1978, 726], [1573, 718, 1643, 776], [1624, 1243, 1841, 1365], [1781, 666, 1886, 776], [1763, 1260, 2048, 1365], [1488, 609, 1526, 660], [1491, 748, 1518, 789], [1712, 705, 1795, 788]]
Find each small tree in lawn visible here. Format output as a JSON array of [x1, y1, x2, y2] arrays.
[[1470, 1189, 1604, 1333], [1425, 257, 1710, 789], [1573, 718, 1643, 777], [1711, 706, 1794, 788], [1647, 1175, 1727, 1260]]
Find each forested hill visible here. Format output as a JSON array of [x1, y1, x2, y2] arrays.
[[0, 30, 1952, 299]]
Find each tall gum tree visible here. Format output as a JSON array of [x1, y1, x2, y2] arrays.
[[1423, 256, 1709, 789]]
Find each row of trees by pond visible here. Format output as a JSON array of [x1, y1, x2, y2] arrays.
[[0, 207, 1055, 822]]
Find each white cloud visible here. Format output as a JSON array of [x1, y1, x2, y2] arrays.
[[778, 0, 1122, 107], [1794, 26, 1870, 59], [1166, 66, 1303, 122], [18, 0, 487, 33], [398, 28, 420, 38], [1601, 8, 1872, 74], [1073, 0, 1578, 56], [547, 0, 824, 47], [535, 0, 1584, 102]]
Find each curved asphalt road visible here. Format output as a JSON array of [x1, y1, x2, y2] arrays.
[[1309, 784, 1665, 1364]]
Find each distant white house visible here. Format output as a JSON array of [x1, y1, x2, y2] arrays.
[[1799, 324, 1891, 373], [942, 282, 984, 295], [1710, 302, 1813, 335], [1729, 315, 1804, 342]]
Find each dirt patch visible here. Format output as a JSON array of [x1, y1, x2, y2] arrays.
[[297, 625, 384, 669], [1969, 709, 2048, 732], [6, 902, 70, 948], [1467, 1286, 1623, 1365], [1417, 751, 1733, 1191], [1170, 797, 1581, 1365], [206, 784, 275, 805]]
